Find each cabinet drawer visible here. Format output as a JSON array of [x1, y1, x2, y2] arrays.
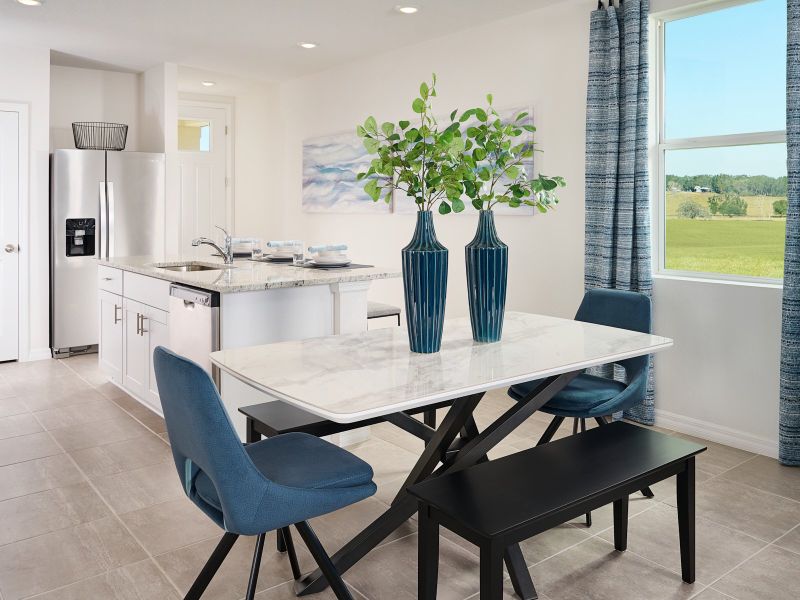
[[98, 265, 123, 295], [123, 272, 170, 312]]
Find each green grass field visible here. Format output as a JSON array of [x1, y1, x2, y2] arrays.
[[665, 219, 785, 278]]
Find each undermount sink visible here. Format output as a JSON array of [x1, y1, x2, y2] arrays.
[[154, 262, 233, 272]]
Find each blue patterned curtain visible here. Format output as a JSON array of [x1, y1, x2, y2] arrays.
[[781, 0, 800, 466], [584, 0, 654, 424]]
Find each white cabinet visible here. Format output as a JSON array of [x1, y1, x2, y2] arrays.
[[122, 298, 168, 414], [98, 289, 123, 383]]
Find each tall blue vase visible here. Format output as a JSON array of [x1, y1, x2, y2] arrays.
[[402, 211, 448, 353], [465, 210, 508, 343]]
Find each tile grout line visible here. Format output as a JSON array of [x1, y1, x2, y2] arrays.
[[23, 407, 187, 599]]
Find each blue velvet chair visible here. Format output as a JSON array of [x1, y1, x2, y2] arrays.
[[153, 346, 376, 600], [507, 288, 654, 525]]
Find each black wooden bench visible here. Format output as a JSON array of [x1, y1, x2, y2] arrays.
[[409, 422, 706, 599]]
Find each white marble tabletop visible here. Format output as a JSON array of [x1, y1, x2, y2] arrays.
[[210, 312, 673, 424], [99, 256, 400, 293]]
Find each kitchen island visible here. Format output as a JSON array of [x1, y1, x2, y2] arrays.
[[96, 256, 400, 438]]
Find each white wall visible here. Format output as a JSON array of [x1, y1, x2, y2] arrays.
[[0, 44, 50, 360], [277, 0, 589, 319], [50, 66, 141, 151]]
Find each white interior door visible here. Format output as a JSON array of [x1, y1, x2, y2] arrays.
[[177, 104, 229, 258], [0, 111, 19, 362]]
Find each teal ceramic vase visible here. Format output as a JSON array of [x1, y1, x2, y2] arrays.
[[401, 211, 448, 353], [465, 210, 508, 343]]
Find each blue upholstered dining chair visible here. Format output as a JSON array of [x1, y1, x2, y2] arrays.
[[153, 346, 376, 600], [507, 288, 654, 526]]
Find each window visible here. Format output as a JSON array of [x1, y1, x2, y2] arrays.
[[178, 119, 211, 152], [656, 0, 787, 282]]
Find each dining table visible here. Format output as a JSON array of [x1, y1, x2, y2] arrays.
[[210, 311, 673, 598]]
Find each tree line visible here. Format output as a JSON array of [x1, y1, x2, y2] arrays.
[[667, 174, 787, 197]]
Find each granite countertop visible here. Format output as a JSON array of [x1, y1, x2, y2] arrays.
[[100, 256, 401, 293]]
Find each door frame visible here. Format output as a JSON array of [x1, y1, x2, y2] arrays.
[[177, 98, 235, 233], [0, 102, 30, 362]]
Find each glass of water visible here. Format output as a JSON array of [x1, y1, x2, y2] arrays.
[[292, 242, 305, 265], [251, 240, 263, 260]]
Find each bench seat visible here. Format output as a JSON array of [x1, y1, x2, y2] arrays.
[[409, 422, 706, 599]]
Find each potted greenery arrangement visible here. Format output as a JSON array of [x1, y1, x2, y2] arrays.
[[356, 74, 468, 353], [459, 95, 565, 342]]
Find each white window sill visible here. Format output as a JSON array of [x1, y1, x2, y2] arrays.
[[653, 272, 783, 290]]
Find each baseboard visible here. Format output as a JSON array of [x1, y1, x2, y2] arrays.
[[655, 408, 778, 459], [23, 348, 53, 362]]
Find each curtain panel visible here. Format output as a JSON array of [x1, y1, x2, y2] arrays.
[[781, 0, 800, 466], [584, 0, 654, 424]]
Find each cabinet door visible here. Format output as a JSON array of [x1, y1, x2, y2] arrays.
[[98, 290, 123, 383], [122, 299, 148, 402], [142, 306, 169, 414]]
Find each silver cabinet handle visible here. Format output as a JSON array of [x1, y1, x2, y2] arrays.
[[135, 313, 142, 335], [114, 304, 121, 325], [4, 244, 16, 254], [140, 315, 148, 336]]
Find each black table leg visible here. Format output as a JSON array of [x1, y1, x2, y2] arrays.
[[481, 542, 506, 600], [505, 545, 538, 599], [294, 372, 580, 597], [613, 496, 629, 551], [418, 503, 439, 600], [677, 457, 696, 584]]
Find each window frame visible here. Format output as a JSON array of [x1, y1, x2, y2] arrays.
[[652, 0, 787, 286]]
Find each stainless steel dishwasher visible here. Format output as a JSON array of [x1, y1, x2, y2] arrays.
[[168, 284, 220, 385]]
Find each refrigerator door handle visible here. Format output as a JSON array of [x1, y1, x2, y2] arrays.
[[98, 181, 108, 259], [107, 181, 115, 258]]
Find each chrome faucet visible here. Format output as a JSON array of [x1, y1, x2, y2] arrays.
[[192, 226, 234, 264]]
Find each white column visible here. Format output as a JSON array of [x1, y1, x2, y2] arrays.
[[330, 281, 371, 334]]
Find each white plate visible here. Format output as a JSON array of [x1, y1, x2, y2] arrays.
[[310, 258, 352, 267], [313, 255, 350, 264]]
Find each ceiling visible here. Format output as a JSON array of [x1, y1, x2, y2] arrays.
[[0, 0, 557, 82]]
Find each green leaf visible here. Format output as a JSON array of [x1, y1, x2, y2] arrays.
[[473, 147, 486, 162], [475, 108, 488, 122], [450, 109, 458, 121], [381, 122, 394, 137], [486, 93, 493, 105], [438, 201, 452, 215], [399, 120, 410, 130], [472, 199, 483, 211], [541, 178, 558, 191], [364, 178, 380, 201], [515, 111, 529, 122], [364, 116, 377, 134], [356, 125, 366, 137], [506, 166, 520, 179], [451, 198, 465, 213], [412, 98, 426, 113], [363, 137, 379, 153], [459, 109, 475, 123], [478, 167, 490, 181], [420, 82, 429, 99]]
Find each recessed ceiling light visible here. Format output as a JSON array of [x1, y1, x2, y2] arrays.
[[395, 5, 418, 14], [201, 81, 216, 87], [298, 42, 318, 49], [16, 0, 43, 6]]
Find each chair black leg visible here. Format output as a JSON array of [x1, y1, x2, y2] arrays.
[[245, 533, 266, 600], [572, 418, 579, 435], [294, 521, 354, 600], [185, 532, 239, 600], [613, 496, 629, 551], [677, 457, 696, 583], [418, 503, 439, 600], [277, 528, 287, 553], [535, 416, 565, 446], [281, 527, 303, 580]]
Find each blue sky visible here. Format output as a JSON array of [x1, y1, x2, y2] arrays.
[[665, 0, 786, 177]]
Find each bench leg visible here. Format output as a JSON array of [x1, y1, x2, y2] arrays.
[[504, 545, 538, 599], [481, 543, 506, 600], [677, 457, 696, 584], [418, 504, 439, 600], [613, 496, 629, 551]]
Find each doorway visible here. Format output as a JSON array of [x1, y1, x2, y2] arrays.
[[176, 101, 232, 257], [0, 110, 19, 361]]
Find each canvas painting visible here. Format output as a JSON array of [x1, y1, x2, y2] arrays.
[[302, 131, 391, 213], [393, 107, 535, 216]]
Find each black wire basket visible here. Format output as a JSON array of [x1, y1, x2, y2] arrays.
[[72, 122, 128, 151]]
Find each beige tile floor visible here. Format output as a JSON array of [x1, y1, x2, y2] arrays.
[[0, 355, 799, 599]]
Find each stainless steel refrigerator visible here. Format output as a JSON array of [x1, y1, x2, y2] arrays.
[[50, 149, 165, 357]]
